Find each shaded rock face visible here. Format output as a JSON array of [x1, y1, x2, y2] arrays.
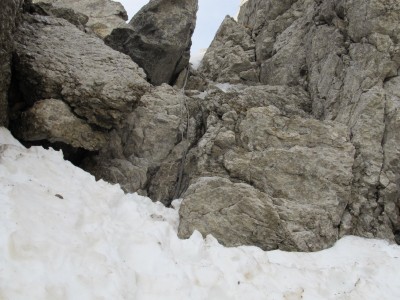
[[105, 0, 198, 85], [83, 84, 204, 201], [32, 0, 128, 38], [0, 0, 24, 126]]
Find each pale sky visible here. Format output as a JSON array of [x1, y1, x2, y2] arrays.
[[117, 0, 241, 65]]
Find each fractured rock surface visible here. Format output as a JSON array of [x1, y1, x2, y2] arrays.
[[106, 0, 198, 85], [83, 84, 203, 201], [181, 0, 400, 248], [178, 87, 355, 251]]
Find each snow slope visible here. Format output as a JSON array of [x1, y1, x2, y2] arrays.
[[1, 127, 400, 300]]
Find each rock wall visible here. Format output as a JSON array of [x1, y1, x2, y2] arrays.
[[0, 0, 24, 126], [187, 0, 400, 248]]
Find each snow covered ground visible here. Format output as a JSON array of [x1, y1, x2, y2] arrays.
[[1, 127, 400, 300]]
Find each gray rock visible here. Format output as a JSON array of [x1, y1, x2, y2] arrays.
[[105, 0, 198, 85], [178, 176, 297, 251], [13, 14, 150, 129], [178, 87, 355, 251], [84, 84, 204, 202], [0, 0, 24, 126], [15, 99, 107, 151], [184, 0, 400, 247], [32, 0, 127, 38], [199, 16, 259, 84]]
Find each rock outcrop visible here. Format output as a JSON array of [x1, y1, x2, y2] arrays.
[[31, 0, 128, 38], [0, 0, 24, 126], [177, 87, 355, 251], [179, 0, 400, 248], [106, 0, 198, 85]]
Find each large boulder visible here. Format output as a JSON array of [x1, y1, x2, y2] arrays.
[[31, 0, 128, 38], [106, 0, 198, 85], [0, 0, 24, 126], [12, 14, 150, 130]]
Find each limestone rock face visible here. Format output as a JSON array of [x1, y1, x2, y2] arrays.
[[199, 16, 259, 84], [13, 14, 150, 130], [178, 87, 355, 251], [105, 0, 198, 85], [178, 0, 400, 248], [32, 0, 127, 38], [0, 0, 24, 126], [15, 99, 107, 151]]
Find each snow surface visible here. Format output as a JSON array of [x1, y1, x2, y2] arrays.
[[1, 127, 400, 300]]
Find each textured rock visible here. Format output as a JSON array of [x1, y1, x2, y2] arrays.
[[199, 16, 259, 84], [178, 176, 297, 251], [178, 87, 355, 251], [32, 0, 127, 38], [178, 0, 400, 247], [15, 99, 107, 151], [0, 0, 24, 126], [13, 14, 150, 129], [84, 84, 203, 202], [106, 0, 198, 85], [8, 0, 400, 252]]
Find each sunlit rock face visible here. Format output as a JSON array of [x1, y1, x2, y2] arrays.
[[105, 0, 199, 85]]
